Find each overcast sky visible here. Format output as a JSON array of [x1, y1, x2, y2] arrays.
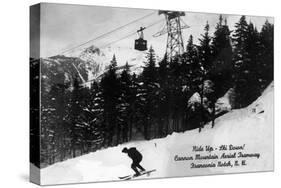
[[34, 3, 273, 58]]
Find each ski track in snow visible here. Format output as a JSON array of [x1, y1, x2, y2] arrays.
[[40, 82, 274, 185]]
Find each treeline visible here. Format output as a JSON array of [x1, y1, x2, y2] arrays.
[[39, 15, 273, 167]]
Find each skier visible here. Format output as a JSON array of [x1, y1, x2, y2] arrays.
[[122, 147, 146, 176]]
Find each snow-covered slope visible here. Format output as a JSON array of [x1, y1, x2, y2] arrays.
[[41, 82, 274, 185]]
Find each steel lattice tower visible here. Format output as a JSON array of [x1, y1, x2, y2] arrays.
[[154, 11, 189, 61]]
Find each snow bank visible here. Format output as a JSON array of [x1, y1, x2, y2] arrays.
[[41, 82, 274, 185], [215, 87, 234, 113]]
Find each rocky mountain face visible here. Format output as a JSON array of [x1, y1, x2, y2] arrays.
[[40, 45, 148, 89]]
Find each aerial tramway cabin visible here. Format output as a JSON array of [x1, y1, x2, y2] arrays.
[[134, 27, 147, 51]]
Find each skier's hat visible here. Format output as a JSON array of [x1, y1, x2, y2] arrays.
[[122, 147, 128, 153]]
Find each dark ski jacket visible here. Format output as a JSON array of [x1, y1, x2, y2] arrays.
[[126, 147, 142, 162]]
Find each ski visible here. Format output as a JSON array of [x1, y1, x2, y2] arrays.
[[119, 169, 156, 180], [119, 175, 132, 179]]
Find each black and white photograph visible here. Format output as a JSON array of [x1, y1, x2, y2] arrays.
[[30, 2, 274, 185]]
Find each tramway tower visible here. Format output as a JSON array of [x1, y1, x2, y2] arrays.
[[154, 10, 189, 61]]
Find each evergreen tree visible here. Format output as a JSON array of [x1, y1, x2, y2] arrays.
[[183, 35, 201, 93], [199, 22, 213, 72], [140, 46, 158, 139], [41, 81, 57, 165], [78, 85, 100, 153], [209, 15, 233, 128], [90, 82, 105, 150], [119, 62, 133, 142], [211, 15, 233, 96], [100, 55, 121, 146], [69, 76, 82, 157], [110, 54, 117, 69], [232, 16, 249, 108], [157, 54, 170, 135], [88, 81, 105, 151], [243, 22, 262, 104], [182, 35, 202, 130], [233, 16, 249, 68], [259, 20, 274, 90], [197, 22, 213, 132], [232, 16, 269, 108]]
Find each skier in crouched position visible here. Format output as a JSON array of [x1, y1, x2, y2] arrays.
[[122, 147, 146, 176]]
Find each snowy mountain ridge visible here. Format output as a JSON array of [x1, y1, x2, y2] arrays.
[[41, 45, 150, 87]]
